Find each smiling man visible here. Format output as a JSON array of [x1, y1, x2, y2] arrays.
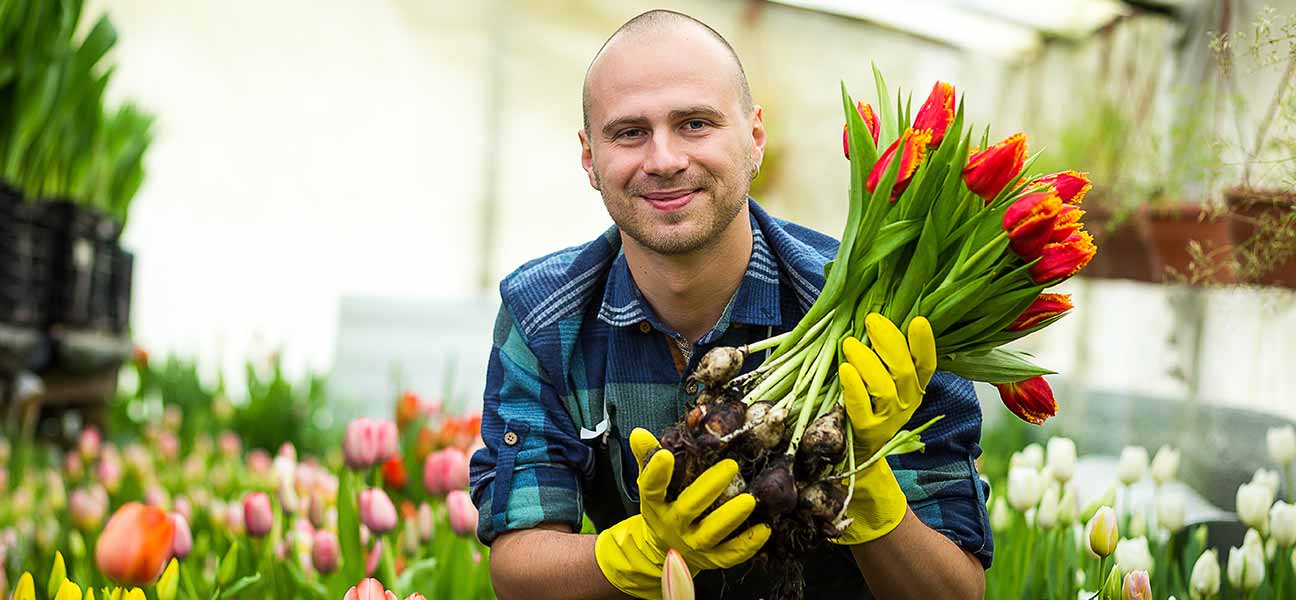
[[469, 9, 991, 599]]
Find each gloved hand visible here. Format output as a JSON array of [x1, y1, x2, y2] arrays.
[[595, 428, 772, 599], [831, 313, 937, 545]]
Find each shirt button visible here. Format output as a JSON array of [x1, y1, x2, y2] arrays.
[[503, 431, 519, 446], [638, 321, 652, 334]]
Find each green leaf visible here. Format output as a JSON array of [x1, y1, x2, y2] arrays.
[[337, 470, 365, 585], [393, 557, 438, 595], [937, 348, 1055, 384], [222, 573, 264, 598], [872, 63, 897, 145]]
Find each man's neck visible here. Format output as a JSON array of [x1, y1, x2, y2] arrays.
[[622, 205, 754, 344]]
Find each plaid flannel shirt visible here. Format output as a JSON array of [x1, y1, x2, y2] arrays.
[[468, 200, 994, 569]]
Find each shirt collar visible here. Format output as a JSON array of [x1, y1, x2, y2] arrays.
[[595, 208, 783, 338]]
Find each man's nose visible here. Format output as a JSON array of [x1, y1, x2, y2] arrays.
[[642, 133, 689, 178]]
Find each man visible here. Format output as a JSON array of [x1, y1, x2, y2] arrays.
[[469, 9, 990, 599]]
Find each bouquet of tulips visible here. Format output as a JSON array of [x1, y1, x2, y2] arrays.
[[655, 67, 1097, 596]]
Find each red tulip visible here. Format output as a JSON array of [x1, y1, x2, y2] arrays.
[[842, 101, 881, 159], [866, 128, 932, 199], [382, 456, 407, 489], [1030, 170, 1091, 205], [1002, 191, 1064, 259], [1029, 230, 1097, 284], [1008, 293, 1073, 331], [994, 376, 1057, 425], [963, 132, 1027, 202], [446, 490, 479, 537], [422, 448, 470, 496], [95, 502, 176, 587], [912, 81, 955, 147]]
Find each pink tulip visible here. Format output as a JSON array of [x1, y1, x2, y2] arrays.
[[63, 452, 84, 479], [1122, 569, 1151, 600], [157, 431, 180, 460], [243, 492, 273, 537], [422, 448, 470, 496], [145, 485, 170, 509], [219, 432, 242, 458], [173, 495, 193, 523], [311, 529, 339, 574], [345, 418, 380, 469], [376, 420, 399, 463], [170, 513, 193, 559], [247, 449, 272, 474], [446, 490, 478, 538], [69, 486, 109, 532], [359, 488, 398, 534], [343, 578, 397, 600], [97, 449, 123, 492], [223, 501, 245, 535], [365, 539, 383, 577], [79, 426, 102, 460], [417, 502, 435, 542]]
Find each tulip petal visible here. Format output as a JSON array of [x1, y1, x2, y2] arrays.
[[1008, 293, 1073, 331], [1029, 230, 1097, 284], [1032, 170, 1092, 205], [912, 81, 955, 147], [866, 128, 932, 199], [964, 133, 1027, 202], [994, 376, 1057, 425]]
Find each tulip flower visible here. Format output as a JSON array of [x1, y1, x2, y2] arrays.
[[156, 560, 178, 600], [1118, 447, 1149, 485], [359, 488, 398, 534], [1226, 543, 1265, 592], [1017, 443, 1045, 470], [1002, 191, 1065, 259], [842, 101, 880, 159], [1007, 466, 1044, 512], [1036, 484, 1060, 530], [662, 548, 695, 600], [219, 431, 242, 458], [95, 502, 176, 587], [1150, 446, 1181, 485], [1045, 437, 1076, 483], [13, 572, 34, 600], [912, 81, 955, 147], [990, 496, 1012, 531], [1028, 229, 1096, 284], [345, 418, 381, 469], [1271, 501, 1296, 547], [396, 391, 422, 431], [447, 489, 479, 537], [1058, 485, 1078, 527], [343, 578, 398, 600], [168, 513, 192, 559], [1252, 468, 1281, 497], [97, 449, 123, 493], [1030, 170, 1091, 205], [417, 502, 436, 542], [1115, 536, 1154, 574], [49, 551, 67, 598], [1157, 491, 1187, 534], [1236, 482, 1274, 532], [70, 486, 109, 532], [1188, 549, 1220, 599], [243, 492, 274, 538], [382, 456, 408, 489], [865, 128, 931, 199], [79, 427, 102, 461], [1088, 506, 1119, 557], [1008, 293, 1072, 332], [994, 376, 1057, 425], [1121, 570, 1151, 600], [963, 132, 1026, 202], [1269, 425, 1296, 464], [423, 448, 471, 495], [53, 580, 82, 600], [311, 529, 340, 574]]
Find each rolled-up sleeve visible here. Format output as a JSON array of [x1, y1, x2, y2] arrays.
[[469, 303, 591, 545], [888, 371, 994, 568]]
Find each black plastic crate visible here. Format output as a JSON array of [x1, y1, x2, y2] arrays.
[[109, 248, 134, 334]]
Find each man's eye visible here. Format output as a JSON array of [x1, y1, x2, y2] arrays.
[[685, 120, 709, 131], [618, 129, 645, 139]]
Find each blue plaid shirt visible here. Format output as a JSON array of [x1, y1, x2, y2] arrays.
[[469, 200, 994, 571]]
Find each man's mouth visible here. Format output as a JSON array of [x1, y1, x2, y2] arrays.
[[641, 189, 699, 212]]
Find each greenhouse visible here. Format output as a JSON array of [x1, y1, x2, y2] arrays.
[[1, 0, 1295, 598]]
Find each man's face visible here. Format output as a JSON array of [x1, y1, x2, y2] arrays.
[[580, 29, 764, 256]]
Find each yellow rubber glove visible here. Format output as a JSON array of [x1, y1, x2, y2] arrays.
[[831, 313, 937, 545], [595, 428, 772, 599]]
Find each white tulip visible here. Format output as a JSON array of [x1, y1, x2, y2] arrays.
[[1037, 484, 1061, 530], [991, 496, 1012, 531], [1047, 437, 1077, 483], [1021, 443, 1045, 470], [1115, 536, 1155, 574], [1118, 447, 1149, 485], [1226, 543, 1265, 592], [1268, 425, 1296, 465], [1129, 509, 1147, 538], [1150, 446, 1180, 485], [1188, 549, 1220, 599], [1157, 490, 1187, 534], [1058, 485, 1078, 527], [1008, 466, 1044, 513], [1271, 501, 1296, 547], [1251, 468, 1281, 497], [1074, 568, 1086, 588], [1236, 482, 1274, 532], [1243, 528, 1264, 556]]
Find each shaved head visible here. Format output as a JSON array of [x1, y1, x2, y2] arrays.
[[582, 10, 753, 135]]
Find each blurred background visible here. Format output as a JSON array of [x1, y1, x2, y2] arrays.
[[2, 0, 1296, 597]]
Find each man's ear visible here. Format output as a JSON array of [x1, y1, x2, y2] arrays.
[[578, 128, 600, 191], [751, 105, 767, 170]]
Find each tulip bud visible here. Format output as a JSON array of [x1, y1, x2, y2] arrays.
[[1189, 549, 1220, 599], [1121, 569, 1151, 600], [1036, 484, 1060, 530], [662, 548, 695, 600], [1002, 191, 1065, 259], [95, 502, 176, 587], [156, 559, 179, 600], [1227, 543, 1265, 592], [79, 427, 102, 461], [1046, 437, 1076, 484], [1088, 506, 1119, 557], [446, 489, 479, 537], [1007, 466, 1044, 512], [382, 456, 408, 490], [1030, 170, 1092, 205], [12, 572, 33, 600], [173, 496, 193, 524], [912, 81, 955, 148], [1269, 425, 1296, 465], [70, 486, 109, 532], [345, 418, 381, 469], [1117, 447, 1148, 485], [1271, 501, 1296, 547], [423, 448, 471, 496], [1150, 446, 1180, 485], [1013, 443, 1045, 470], [1009, 294, 1073, 332], [343, 578, 397, 600], [243, 492, 274, 538], [990, 496, 1012, 531], [1115, 536, 1154, 575], [842, 101, 880, 159], [170, 513, 192, 559], [311, 529, 340, 574], [53, 580, 81, 600], [1251, 468, 1281, 498], [866, 128, 931, 199], [376, 420, 399, 463], [223, 500, 245, 535], [48, 551, 67, 598], [1156, 491, 1187, 534], [1028, 229, 1096, 284], [962, 132, 1026, 202], [358, 488, 398, 534], [1236, 482, 1274, 532], [417, 502, 435, 542]]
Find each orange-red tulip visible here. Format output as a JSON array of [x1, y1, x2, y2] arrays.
[[1008, 293, 1073, 331], [95, 502, 176, 587], [1031, 170, 1091, 205], [994, 376, 1057, 425], [1049, 204, 1084, 243], [396, 391, 421, 431], [1030, 230, 1097, 284], [1002, 191, 1064, 259], [866, 128, 931, 199], [842, 101, 881, 159], [912, 81, 955, 147], [963, 133, 1027, 202], [382, 456, 407, 489]]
